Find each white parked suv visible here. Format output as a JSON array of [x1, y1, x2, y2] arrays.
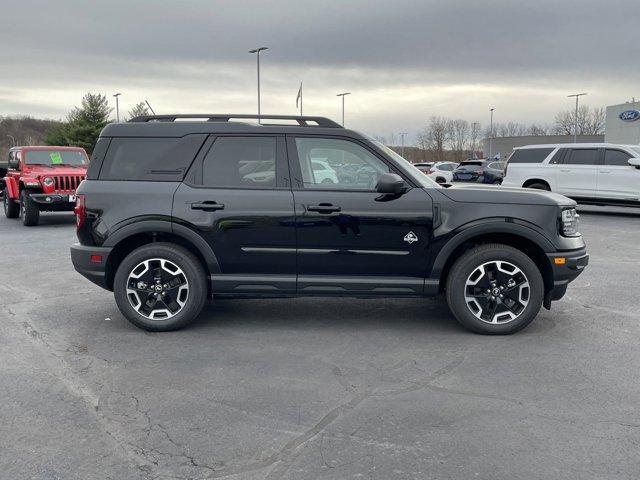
[[502, 143, 640, 205], [425, 161, 457, 183]]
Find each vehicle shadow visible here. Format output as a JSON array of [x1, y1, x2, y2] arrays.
[[189, 296, 466, 334], [37, 214, 77, 226]]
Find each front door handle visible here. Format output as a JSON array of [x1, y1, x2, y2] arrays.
[[599, 170, 611, 174], [560, 169, 571, 173], [307, 203, 341, 214], [191, 201, 225, 211]]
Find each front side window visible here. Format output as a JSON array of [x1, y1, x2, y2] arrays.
[[565, 149, 599, 165], [294, 137, 390, 190], [25, 149, 87, 166], [202, 136, 277, 188], [604, 149, 632, 167]]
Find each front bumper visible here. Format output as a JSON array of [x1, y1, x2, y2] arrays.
[[29, 193, 76, 211], [544, 247, 589, 306], [70, 243, 113, 290]]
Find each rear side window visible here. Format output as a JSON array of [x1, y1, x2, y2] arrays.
[[202, 136, 277, 188], [508, 148, 554, 164], [99, 135, 206, 181], [564, 149, 599, 165], [604, 149, 632, 166]]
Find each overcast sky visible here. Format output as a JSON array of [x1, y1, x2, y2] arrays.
[[1, 0, 639, 139]]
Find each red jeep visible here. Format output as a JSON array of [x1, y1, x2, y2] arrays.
[[3, 146, 89, 226]]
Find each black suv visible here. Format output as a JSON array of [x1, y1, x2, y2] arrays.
[[70, 114, 588, 334]]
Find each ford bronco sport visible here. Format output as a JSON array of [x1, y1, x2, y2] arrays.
[[70, 114, 588, 334], [3, 146, 89, 226]]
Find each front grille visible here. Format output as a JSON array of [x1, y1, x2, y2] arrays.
[[53, 175, 85, 192]]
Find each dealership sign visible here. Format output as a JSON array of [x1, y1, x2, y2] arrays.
[[619, 109, 640, 122]]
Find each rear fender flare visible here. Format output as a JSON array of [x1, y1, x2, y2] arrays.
[[430, 220, 555, 279], [104, 219, 221, 274], [4, 177, 19, 199]]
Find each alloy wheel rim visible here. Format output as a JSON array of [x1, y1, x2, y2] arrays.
[[464, 260, 530, 324], [126, 258, 189, 320]]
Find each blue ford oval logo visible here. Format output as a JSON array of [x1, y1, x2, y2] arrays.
[[619, 109, 640, 122]]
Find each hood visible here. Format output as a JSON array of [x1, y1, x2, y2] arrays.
[[440, 184, 575, 207]]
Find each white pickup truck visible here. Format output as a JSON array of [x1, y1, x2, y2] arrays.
[[502, 143, 640, 206]]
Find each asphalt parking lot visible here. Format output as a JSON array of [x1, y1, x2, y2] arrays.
[[1, 206, 640, 480]]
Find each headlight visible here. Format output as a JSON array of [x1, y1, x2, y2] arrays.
[[42, 177, 54, 187], [560, 208, 580, 237]]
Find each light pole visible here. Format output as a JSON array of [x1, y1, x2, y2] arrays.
[[399, 132, 408, 158], [489, 108, 495, 158], [249, 47, 268, 120], [336, 92, 351, 126], [113, 93, 122, 122], [6, 134, 16, 146], [567, 93, 587, 143]]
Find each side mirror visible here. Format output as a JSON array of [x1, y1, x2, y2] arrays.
[[376, 173, 407, 195], [8, 157, 20, 170], [628, 158, 640, 168]]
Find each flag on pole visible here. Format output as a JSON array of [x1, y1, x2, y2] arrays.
[[296, 82, 302, 114]]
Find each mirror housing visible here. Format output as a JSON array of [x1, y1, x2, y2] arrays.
[[376, 173, 407, 195], [8, 156, 20, 170], [628, 158, 640, 168]]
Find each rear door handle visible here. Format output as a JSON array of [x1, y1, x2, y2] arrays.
[[560, 169, 571, 172], [307, 203, 341, 214], [599, 170, 611, 174], [191, 201, 225, 211]]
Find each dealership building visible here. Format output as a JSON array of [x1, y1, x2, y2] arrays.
[[482, 101, 640, 158]]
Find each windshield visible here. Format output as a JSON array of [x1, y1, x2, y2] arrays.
[[25, 149, 87, 166], [366, 137, 440, 188]]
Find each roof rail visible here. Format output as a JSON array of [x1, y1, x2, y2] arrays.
[[128, 114, 342, 128]]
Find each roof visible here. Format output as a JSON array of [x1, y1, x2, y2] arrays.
[[515, 143, 640, 150], [10, 145, 87, 152]]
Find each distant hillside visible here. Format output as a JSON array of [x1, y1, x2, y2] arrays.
[[0, 116, 62, 160]]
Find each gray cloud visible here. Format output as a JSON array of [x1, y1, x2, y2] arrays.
[[1, 0, 639, 138]]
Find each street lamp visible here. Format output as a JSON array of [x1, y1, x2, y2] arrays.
[[489, 108, 495, 159], [249, 47, 269, 120], [399, 132, 408, 158], [113, 93, 122, 122], [567, 93, 587, 143], [336, 92, 351, 126]]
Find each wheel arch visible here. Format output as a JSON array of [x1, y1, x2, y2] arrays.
[[522, 178, 551, 190], [432, 222, 555, 295], [102, 220, 220, 291]]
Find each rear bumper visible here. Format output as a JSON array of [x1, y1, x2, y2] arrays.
[[70, 243, 113, 290], [545, 247, 589, 304], [29, 193, 76, 211]]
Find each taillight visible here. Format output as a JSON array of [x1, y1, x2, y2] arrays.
[[426, 169, 434, 174], [74, 194, 86, 229]]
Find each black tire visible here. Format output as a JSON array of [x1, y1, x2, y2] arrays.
[[445, 243, 544, 335], [4, 191, 19, 218], [113, 242, 208, 331], [20, 190, 40, 226], [435, 177, 446, 184], [525, 182, 550, 191]]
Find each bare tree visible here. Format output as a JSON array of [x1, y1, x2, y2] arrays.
[[127, 101, 150, 120], [423, 116, 451, 162], [528, 123, 549, 136], [449, 119, 469, 162], [554, 105, 605, 136], [469, 122, 481, 158]]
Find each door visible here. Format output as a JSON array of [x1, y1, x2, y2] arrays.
[[556, 148, 599, 198], [597, 148, 640, 202], [173, 135, 297, 293], [287, 135, 433, 295]]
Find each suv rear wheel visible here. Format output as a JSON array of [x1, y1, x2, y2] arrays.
[[446, 244, 543, 334], [20, 190, 40, 226], [4, 192, 19, 218], [113, 243, 207, 331]]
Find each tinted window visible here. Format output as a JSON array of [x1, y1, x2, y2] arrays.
[[439, 163, 454, 171], [604, 149, 632, 166], [100, 135, 206, 181], [294, 137, 390, 190], [565, 149, 599, 165], [202, 137, 277, 188], [508, 148, 554, 163]]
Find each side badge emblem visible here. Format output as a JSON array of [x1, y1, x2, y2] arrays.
[[404, 231, 418, 244]]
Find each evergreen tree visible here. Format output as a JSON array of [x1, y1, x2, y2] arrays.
[[46, 93, 112, 154], [128, 102, 150, 120]]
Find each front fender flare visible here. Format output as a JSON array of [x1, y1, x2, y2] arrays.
[[4, 177, 19, 199], [429, 220, 556, 280]]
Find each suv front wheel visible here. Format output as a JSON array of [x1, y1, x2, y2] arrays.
[[114, 243, 208, 331], [446, 244, 544, 334], [20, 190, 40, 226]]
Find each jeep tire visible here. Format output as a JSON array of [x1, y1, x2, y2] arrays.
[[114, 243, 208, 331], [20, 190, 40, 226], [4, 192, 19, 218], [446, 243, 544, 335]]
